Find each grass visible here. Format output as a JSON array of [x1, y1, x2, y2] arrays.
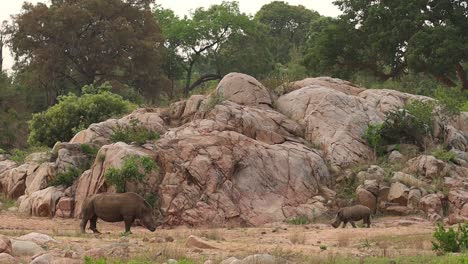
[[202, 93, 225, 112], [9, 146, 50, 164], [200, 229, 223, 241], [302, 254, 468, 264], [286, 216, 311, 225], [0, 194, 16, 208]]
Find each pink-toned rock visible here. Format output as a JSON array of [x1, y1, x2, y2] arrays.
[[55, 197, 74, 218], [215, 73, 272, 107], [0, 253, 15, 264], [419, 194, 442, 216], [18, 187, 64, 217], [182, 95, 205, 119], [74, 143, 156, 217], [277, 86, 382, 167], [407, 189, 422, 210], [448, 188, 468, 209], [448, 212, 468, 225], [1, 163, 39, 199], [386, 205, 411, 216], [185, 235, 218, 249], [387, 182, 409, 206], [356, 188, 377, 213], [156, 119, 330, 226], [0, 160, 17, 175], [70, 108, 166, 146], [25, 163, 56, 195], [359, 89, 431, 115], [460, 203, 468, 218], [278, 77, 365, 96], [405, 155, 447, 179], [0, 235, 12, 255]]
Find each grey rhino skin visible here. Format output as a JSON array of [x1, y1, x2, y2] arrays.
[[331, 205, 371, 228], [80, 192, 157, 233]]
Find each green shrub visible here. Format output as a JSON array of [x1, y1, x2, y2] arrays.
[[0, 148, 5, 154], [110, 119, 159, 145], [364, 123, 384, 156], [363, 100, 435, 153], [381, 100, 434, 146], [9, 146, 50, 164], [203, 93, 225, 112], [434, 87, 467, 118], [48, 167, 81, 187], [105, 156, 156, 193], [80, 144, 99, 168], [432, 223, 468, 254], [287, 216, 311, 225], [28, 83, 136, 147], [431, 147, 457, 163]]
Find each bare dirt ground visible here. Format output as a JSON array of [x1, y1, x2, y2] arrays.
[[0, 212, 464, 263]]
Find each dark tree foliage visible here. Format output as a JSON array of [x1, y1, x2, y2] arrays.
[[7, 0, 168, 105], [306, 0, 468, 90], [255, 1, 320, 64]]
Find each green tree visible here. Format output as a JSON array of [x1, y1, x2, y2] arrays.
[[306, 0, 468, 90], [28, 82, 136, 147], [7, 0, 168, 105], [255, 1, 320, 64], [154, 1, 251, 95]]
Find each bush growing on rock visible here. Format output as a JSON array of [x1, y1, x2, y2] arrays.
[[105, 156, 156, 193], [431, 147, 457, 164], [28, 84, 136, 147], [48, 167, 81, 187], [364, 100, 435, 153], [110, 119, 160, 146]]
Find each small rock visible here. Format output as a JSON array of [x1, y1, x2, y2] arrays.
[[167, 259, 178, 264], [84, 248, 105, 259], [11, 239, 44, 256], [407, 189, 422, 210], [18, 233, 56, 246], [30, 253, 53, 264], [388, 182, 409, 206], [0, 253, 16, 264], [242, 254, 280, 264], [204, 260, 214, 264], [7, 207, 18, 212], [185, 235, 218, 249], [0, 235, 12, 255], [388, 151, 404, 164]]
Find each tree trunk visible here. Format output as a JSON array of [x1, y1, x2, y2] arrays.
[[184, 61, 194, 96], [455, 63, 468, 91], [0, 38, 3, 72], [435, 74, 457, 87], [187, 73, 222, 93]]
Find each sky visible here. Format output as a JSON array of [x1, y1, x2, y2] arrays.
[[1, 0, 341, 71]]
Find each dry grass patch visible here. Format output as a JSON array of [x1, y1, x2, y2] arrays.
[[289, 232, 306, 245]]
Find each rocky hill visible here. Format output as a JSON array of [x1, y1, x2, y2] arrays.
[[1, 72, 467, 227]]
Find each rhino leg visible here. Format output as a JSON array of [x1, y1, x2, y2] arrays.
[[364, 215, 371, 228], [89, 215, 101, 233], [124, 216, 135, 234], [350, 221, 357, 228], [80, 217, 89, 233], [342, 221, 348, 228]]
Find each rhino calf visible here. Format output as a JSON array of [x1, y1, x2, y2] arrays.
[[331, 205, 371, 228], [80, 192, 157, 234]]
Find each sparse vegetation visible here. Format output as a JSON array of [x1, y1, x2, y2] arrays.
[[48, 167, 81, 187], [432, 223, 468, 254], [290, 232, 306, 244], [287, 215, 310, 225], [110, 119, 160, 146], [105, 155, 156, 193], [364, 123, 384, 157], [0, 195, 16, 209], [203, 93, 225, 112], [431, 147, 457, 163], [9, 146, 50, 164]]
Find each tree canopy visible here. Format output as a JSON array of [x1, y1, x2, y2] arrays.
[[305, 0, 468, 89], [7, 0, 168, 105]]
